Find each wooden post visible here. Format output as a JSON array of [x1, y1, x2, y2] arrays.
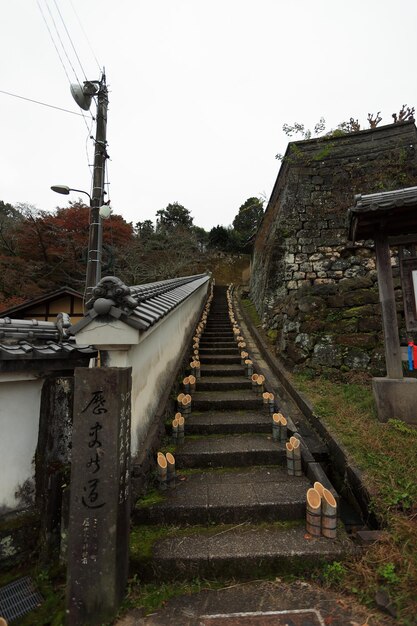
[[66, 367, 132, 626], [375, 230, 403, 378]]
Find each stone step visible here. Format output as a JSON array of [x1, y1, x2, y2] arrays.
[[199, 354, 241, 364], [175, 434, 286, 468], [196, 377, 252, 391], [199, 341, 237, 348], [199, 347, 239, 355], [134, 467, 310, 525], [184, 410, 272, 434], [130, 523, 354, 582], [202, 331, 234, 338], [192, 390, 262, 411], [200, 364, 246, 377]]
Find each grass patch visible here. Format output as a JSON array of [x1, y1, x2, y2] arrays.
[[292, 372, 417, 623], [241, 298, 262, 327], [119, 577, 225, 618], [0, 563, 66, 626]]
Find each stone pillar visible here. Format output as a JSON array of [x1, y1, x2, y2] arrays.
[[66, 367, 132, 626]]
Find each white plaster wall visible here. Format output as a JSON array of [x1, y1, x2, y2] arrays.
[[102, 281, 209, 455], [0, 378, 43, 512]]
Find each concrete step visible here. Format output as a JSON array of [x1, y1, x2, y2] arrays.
[[199, 341, 237, 348], [184, 410, 272, 434], [192, 390, 262, 411], [130, 523, 354, 582], [134, 467, 310, 525], [196, 377, 252, 391], [200, 364, 246, 377], [199, 347, 239, 355], [199, 354, 241, 365], [175, 434, 286, 468]]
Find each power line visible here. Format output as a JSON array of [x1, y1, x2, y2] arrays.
[[0, 88, 87, 117], [44, 0, 83, 87], [68, 0, 102, 73], [53, 0, 88, 81], [36, 0, 72, 85]]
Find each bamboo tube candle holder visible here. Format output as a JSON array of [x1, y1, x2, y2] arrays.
[[194, 360, 201, 379], [286, 441, 295, 475], [289, 436, 302, 476], [313, 481, 325, 498], [272, 413, 280, 441], [321, 488, 337, 539], [157, 452, 167, 490], [262, 391, 270, 408], [166, 452, 176, 489], [183, 376, 190, 394], [172, 417, 179, 441], [256, 376, 264, 394], [240, 351, 248, 365], [251, 373, 259, 391], [306, 487, 322, 537], [268, 392, 275, 414], [245, 359, 253, 378], [279, 414, 287, 442], [182, 394, 192, 416], [177, 414, 185, 445], [177, 393, 185, 411], [189, 375, 196, 392]]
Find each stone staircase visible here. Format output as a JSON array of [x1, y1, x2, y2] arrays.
[[131, 285, 353, 581]]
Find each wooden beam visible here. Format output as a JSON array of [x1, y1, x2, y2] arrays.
[[375, 231, 403, 378]]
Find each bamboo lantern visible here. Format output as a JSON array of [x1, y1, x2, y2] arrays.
[[313, 481, 325, 498], [278, 413, 287, 442], [193, 342, 199, 350], [166, 452, 176, 488], [251, 373, 259, 391], [183, 376, 190, 393], [240, 350, 248, 365], [256, 377, 264, 394], [268, 392, 275, 414], [172, 417, 179, 440], [262, 391, 270, 407], [182, 394, 192, 416], [306, 488, 322, 537], [286, 441, 295, 475], [272, 413, 280, 441], [238, 342, 247, 350], [177, 415, 185, 445], [245, 359, 253, 378], [189, 374, 196, 392], [321, 488, 337, 539], [177, 393, 185, 411], [157, 453, 167, 490], [194, 360, 201, 379], [291, 437, 302, 476]]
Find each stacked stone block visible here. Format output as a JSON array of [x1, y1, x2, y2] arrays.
[[250, 121, 417, 378]]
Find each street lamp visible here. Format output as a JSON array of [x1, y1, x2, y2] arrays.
[[51, 185, 112, 298]]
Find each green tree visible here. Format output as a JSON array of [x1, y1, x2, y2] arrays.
[[135, 220, 154, 239], [156, 202, 193, 231], [232, 197, 264, 240]]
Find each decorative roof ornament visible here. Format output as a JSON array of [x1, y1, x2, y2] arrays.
[[85, 276, 138, 315]]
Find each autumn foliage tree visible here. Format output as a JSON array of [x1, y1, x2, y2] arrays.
[[0, 201, 133, 310]]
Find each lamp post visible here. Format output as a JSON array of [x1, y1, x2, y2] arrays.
[[52, 71, 109, 301]]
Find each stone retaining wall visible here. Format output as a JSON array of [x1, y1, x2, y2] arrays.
[[250, 121, 417, 378]]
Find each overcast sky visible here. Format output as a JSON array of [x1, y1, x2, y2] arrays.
[[1, 0, 417, 231]]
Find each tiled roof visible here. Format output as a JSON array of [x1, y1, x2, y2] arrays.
[[69, 273, 210, 334], [348, 186, 417, 241], [0, 314, 96, 361]]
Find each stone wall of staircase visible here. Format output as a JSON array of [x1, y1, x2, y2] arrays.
[[250, 121, 417, 378]]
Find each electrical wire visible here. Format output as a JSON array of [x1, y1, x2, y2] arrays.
[[68, 0, 102, 73], [36, 0, 72, 85], [44, 0, 83, 87], [53, 0, 88, 81], [37, 0, 92, 132], [0, 88, 86, 116]]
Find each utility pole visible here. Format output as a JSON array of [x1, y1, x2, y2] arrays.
[[85, 71, 108, 299]]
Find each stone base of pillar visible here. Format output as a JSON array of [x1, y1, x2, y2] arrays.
[[372, 377, 417, 424]]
